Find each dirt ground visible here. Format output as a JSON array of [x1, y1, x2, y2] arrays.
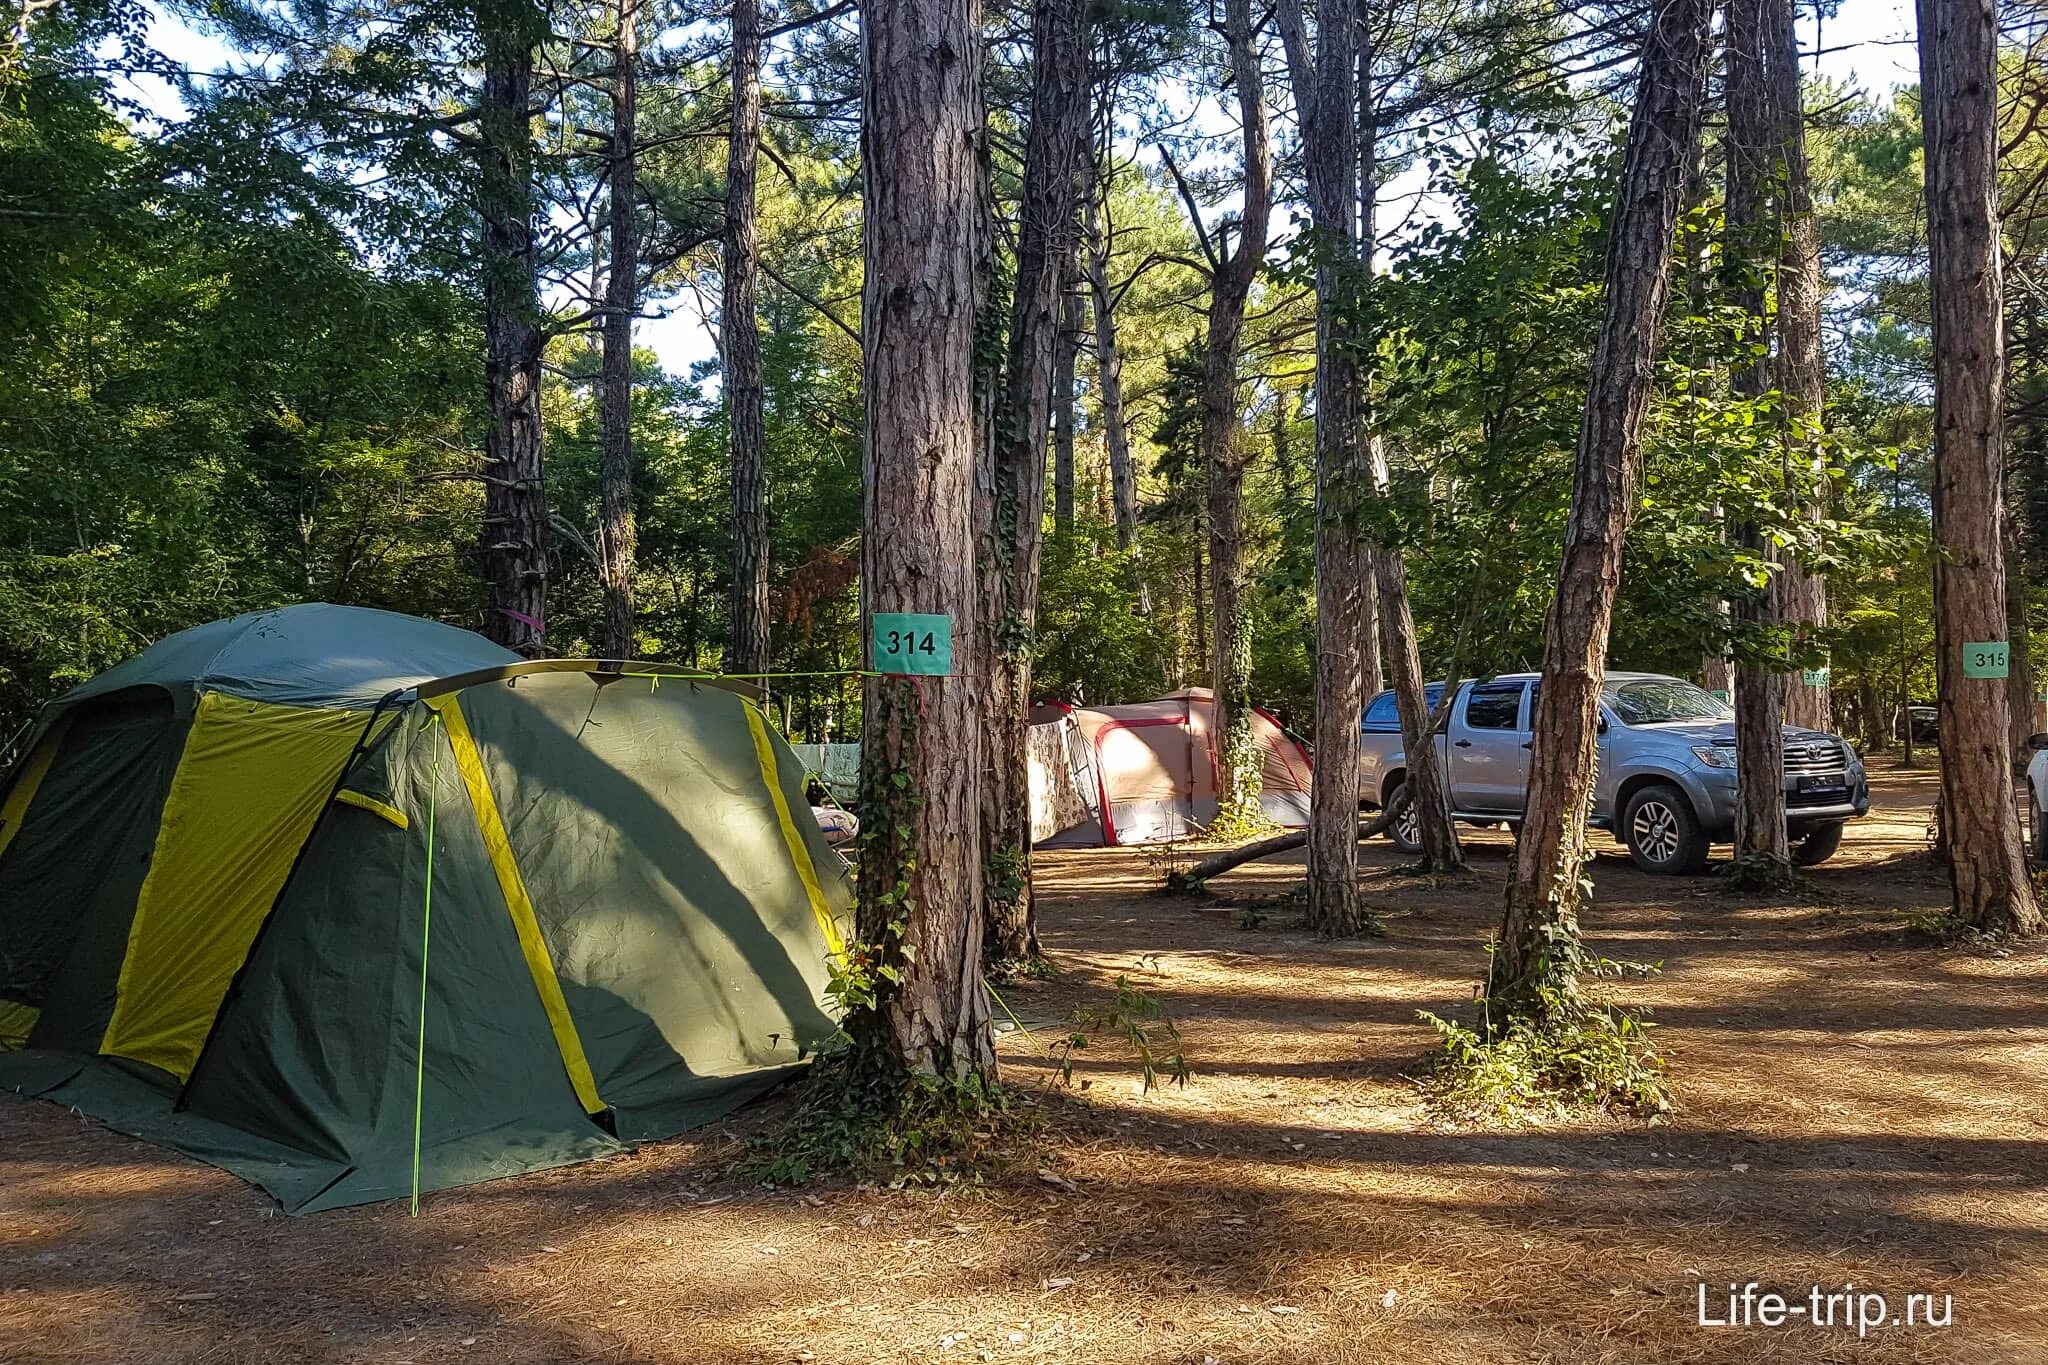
[[5, 760, 2047, 1365]]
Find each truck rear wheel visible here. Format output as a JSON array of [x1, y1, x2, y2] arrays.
[[1622, 783, 1709, 875]]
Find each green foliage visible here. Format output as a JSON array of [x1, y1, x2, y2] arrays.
[[1050, 975, 1191, 1093], [1720, 853, 1816, 898], [747, 1058, 1029, 1188], [1033, 528, 1171, 703], [1418, 1004, 1671, 1123], [1901, 907, 2011, 950], [1423, 904, 1671, 1122]]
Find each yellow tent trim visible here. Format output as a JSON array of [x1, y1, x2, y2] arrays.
[[742, 704, 846, 959], [0, 718, 68, 867], [101, 694, 369, 1079], [335, 788, 410, 829], [0, 1000, 39, 1051], [425, 695, 606, 1117]]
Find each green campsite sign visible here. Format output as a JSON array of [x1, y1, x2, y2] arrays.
[[1962, 641, 2010, 680], [872, 612, 952, 676]]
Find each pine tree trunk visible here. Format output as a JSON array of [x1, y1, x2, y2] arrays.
[[1859, 678, 1889, 752], [1084, 173, 1151, 613], [1495, 0, 1715, 1020], [1360, 558, 1383, 696], [1351, 5, 1383, 717], [1920, 0, 2041, 935], [598, 0, 640, 661], [724, 0, 770, 675], [1728, 0, 1789, 870], [1703, 649, 1734, 699], [1052, 264, 1080, 536], [1766, 0, 1831, 732], [977, 0, 1087, 965], [851, 0, 995, 1078], [479, 5, 548, 657], [1276, 0, 1369, 930], [1376, 537, 1461, 870], [1197, 0, 1271, 833], [1357, 41, 1458, 873], [2008, 544, 2035, 761]]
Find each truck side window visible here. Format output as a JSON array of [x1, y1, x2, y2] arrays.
[[1465, 682, 1523, 730]]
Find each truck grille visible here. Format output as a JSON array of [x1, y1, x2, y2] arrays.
[[1782, 740, 1845, 774]]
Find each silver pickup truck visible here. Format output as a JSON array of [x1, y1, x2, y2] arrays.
[[1359, 671, 1870, 873]]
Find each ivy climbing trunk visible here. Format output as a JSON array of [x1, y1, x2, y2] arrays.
[[598, 0, 639, 661], [1493, 0, 1713, 1023], [1197, 0, 1271, 836], [478, 0, 548, 657], [1918, 0, 2042, 936], [724, 0, 770, 675], [1277, 0, 1373, 930], [1085, 167, 1151, 614], [1727, 0, 1789, 872], [976, 0, 1087, 966], [1766, 0, 1831, 732], [850, 0, 995, 1078]]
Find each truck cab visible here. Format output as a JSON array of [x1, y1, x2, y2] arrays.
[[1358, 673, 1870, 873]]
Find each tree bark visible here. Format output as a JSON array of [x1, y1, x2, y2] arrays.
[[851, 0, 996, 1079], [1052, 261, 1080, 536], [1918, 0, 2042, 935], [479, 1, 548, 657], [2008, 539, 2036, 761], [1198, 0, 1272, 833], [1766, 0, 1832, 732], [977, 0, 1088, 965], [1494, 0, 1715, 1021], [724, 0, 771, 675], [1360, 558, 1383, 697], [1084, 167, 1151, 614], [1351, 8, 1383, 715], [1357, 23, 1459, 873], [1277, 0, 1371, 930], [1728, 0, 1789, 870], [1167, 793, 1409, 893], [598, 0, 640, 661]]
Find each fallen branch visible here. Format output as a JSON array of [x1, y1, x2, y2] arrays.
[[1164, 790, 1411, 894]]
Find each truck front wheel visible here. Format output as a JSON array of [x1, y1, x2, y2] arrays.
[[1383, 780, 1423, 855], [1622, 783, 1710, 875], [1792, 822, 1845, 867]]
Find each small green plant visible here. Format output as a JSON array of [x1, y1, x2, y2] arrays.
[[1720, 853, 1816, 898], [1419, 936, 1671, 1123], [1204, 804, 1279, 845], [1049, 976, 1191, 1093], [1901, 906, 2007, 949], [1418, 1005, 1670, 1123], [746, 1057, 1036, 1189], [1236, 903, 1266, 930]]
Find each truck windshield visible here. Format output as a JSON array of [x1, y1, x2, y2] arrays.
[[1602, 678, 1731, 725]]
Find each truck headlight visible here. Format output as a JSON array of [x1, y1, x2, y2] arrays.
[[1692, 745, 1737, 769]]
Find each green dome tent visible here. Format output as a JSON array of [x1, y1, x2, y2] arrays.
[[0, 605, 846, 1212]]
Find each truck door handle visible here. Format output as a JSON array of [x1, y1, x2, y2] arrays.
[[1454, 739, 1473, 748], [1521, 742, 1533, 749]]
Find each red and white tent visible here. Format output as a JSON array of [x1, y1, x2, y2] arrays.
[[1029, 688, 1313, 847]]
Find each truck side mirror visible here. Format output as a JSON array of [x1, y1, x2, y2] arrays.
[[1597, 716, 1609, 735]]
